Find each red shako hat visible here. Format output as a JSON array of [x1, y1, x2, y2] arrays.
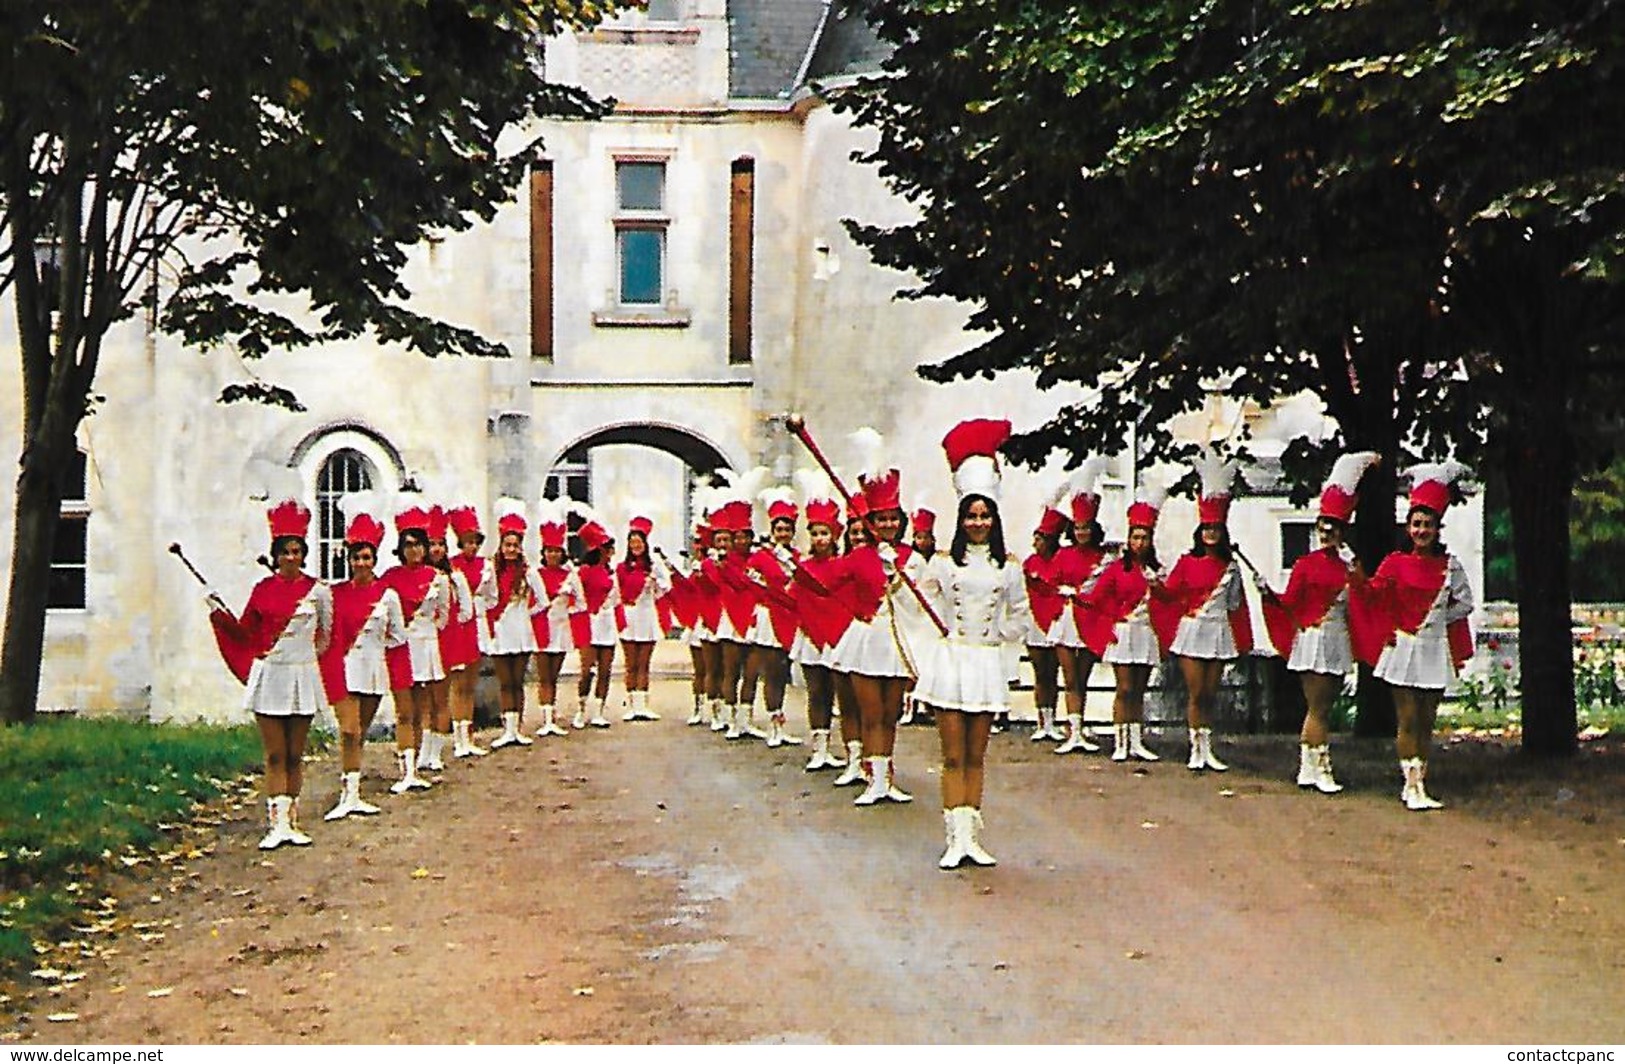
[[1405, 461, 1470, 517], [344, 513, 386, 549], [1318, 452, 1380, 523], [394, 504, 432, 536], [268, 499, 312, 540], [446, 505, 483, 542], [495, 497, 527, 538], [942, 418, 1011, 501], [850, 427, 902, 513], [425, 505, 450, 543], [911, 507, 936, 535], [1194, 450, 1238, 526], [1068, 457, 1109, 528], [1125, 477, 1168, 531], [535, 498, 570, 551]]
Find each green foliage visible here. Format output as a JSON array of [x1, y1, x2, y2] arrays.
[[0, 717, 262, 974], [1485, 456, 1625, 601], [840, 0, 1625, 753]]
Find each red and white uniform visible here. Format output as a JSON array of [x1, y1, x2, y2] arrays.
[[571, 560, 620, 648], [706, 551, 757, 644], [532, 564, 580, 654], [616, 555, 673, 643], [382, 562, 451, 687], [450, 554, 491, 658], [438, 564, 481, 671], [1264, 547, 1360, 676], [478, 560, 544, 656], [790, 551, 859, 669], [1164, 554, 1253, 660], [829, 543, 927, 678], [1083, 558, 1167, 667], [319, 578, 406, 703], [1353, 551, 1474, 690], [215, 573, 333, 717], [748, 545, 799, 650]]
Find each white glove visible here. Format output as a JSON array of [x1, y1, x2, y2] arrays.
[[204, 588, 228, 613], [773, 544, 793, 564], [1252, 573, 1271, 595], [1338, 544, 1357, 564], [1057, 585, 1078, 598]]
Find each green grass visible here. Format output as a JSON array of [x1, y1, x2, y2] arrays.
[[0, 717, 262, 976]]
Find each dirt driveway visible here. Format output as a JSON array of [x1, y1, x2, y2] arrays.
[[9, 676, 1625, 1044]]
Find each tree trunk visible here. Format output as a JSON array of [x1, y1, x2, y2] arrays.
[[1351, 430, 1400, 738], [1, 418, 75, 725], [1504, 415, 1578, 758]]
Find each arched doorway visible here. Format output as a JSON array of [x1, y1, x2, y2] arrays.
[[543, 422, 735, 554]]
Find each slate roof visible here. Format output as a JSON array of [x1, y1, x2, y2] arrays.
[[727, 0, 887, 100]]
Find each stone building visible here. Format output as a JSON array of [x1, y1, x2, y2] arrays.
[[0, 0, 1483, 721]]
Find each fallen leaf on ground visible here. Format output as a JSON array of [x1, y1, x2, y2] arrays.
[[1125, 950, 1147, 960], [573, 986, 595, 996], [1140, 820, 1159, 829], [147, 987, 174, 998], [46, 1013, 79, 1023], [411, 867, 430, 880]]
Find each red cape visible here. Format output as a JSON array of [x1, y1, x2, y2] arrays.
[[211, 573, 316, 686]]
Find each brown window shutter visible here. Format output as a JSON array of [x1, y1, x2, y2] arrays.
[[729, 159, 755, 364], [530, 162, 554, 361]]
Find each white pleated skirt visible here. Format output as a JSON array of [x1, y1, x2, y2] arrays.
[[1288, 621, 1354, 676], [1103, 619, 1162, 667], [488, 603, 539, 656], [244, 659, 325, 717], [791, 631, 841, 669], [1170, 613, 1238, 660], [914, 639, 1009, 714], [831, 616, 914, 679], [1374, 629, 1454, 690]]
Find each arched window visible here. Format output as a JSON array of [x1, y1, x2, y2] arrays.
[[48, 450, 89, 610], [315, 448, 376, 580]]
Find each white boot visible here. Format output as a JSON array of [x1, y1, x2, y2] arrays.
[[1199, 727, 1228, 771], [491, 712, 518, 749], [1031, 704, 1054, 742], [572, 696, 589, 730], [461, 720, 488, 756], [961, 807, 997, 867], [389, 749, 417, 794], [1055, 714, 1098, 754], [832, 740, 866, 786], [429, 731, 450, 769], [510, 709, 534, 744], [899, 695, 916, 725], [804, 729, 838, 770], [347, 771, 380, 816], [724, 702, 744, 740], [536, 703, 568, 737], [1111, 722, 1130, 762], [740, 704, 768, 740], [1296, 743, 1318, 787], [416, 732, 434, 770], [324, 774, 356, 821], [686, 695, 705, 726], [772, 714, 801, 745], [637, 691, 661, 721], [258, 798, 287, 850], [938, 808, 968, 870], [853, 756, 891, 806], [1313, 745, 1344, 794], [449, 722, 468, 758], [1187, 727, 1205, 770], [1128, 722, 1160, 761], [708, 698, 727, 732], [621, 694, 638, 722], [1403, 757, 1443, 810], [283, 797, 313, 846], [1045, 705, 1069, 741], [588, 697, 610, 727]]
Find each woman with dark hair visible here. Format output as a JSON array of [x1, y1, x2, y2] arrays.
[[479, 500, 542, 748], [789, 475, 858, 772], [569, 513, 619, 729], [829, 428, 925, 806], [916, 419, 1029, 869], [1050, 459, 1111, 755], [1082, 480, 1170, 762], [419, 508, 470, 770], [1022, 496, 1072, 745], [697, 517, 734, 732], [529, 498, 577, 738], [706, 487, 767, 741], [443, 505, 489, 759], [1162, 454, 1252, 773], [318, 498, 404, 821], [616, 511, 672, 722], [1351, 462, 1476, 810], [674, 521, 713, 726], [1257, 453, 1379, 794], [380, 506, 451, 794], [742, 488, 802, 746], [209, 499, 333, 849], [828, 501, 872, 785]]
